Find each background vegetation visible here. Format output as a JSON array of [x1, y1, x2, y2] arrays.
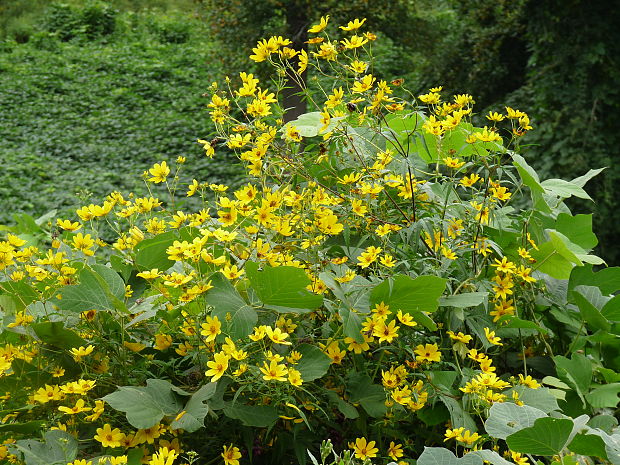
[[0, 0, 618, 264]]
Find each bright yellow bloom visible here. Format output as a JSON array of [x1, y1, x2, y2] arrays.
[[148, 161, 170, 183], [518, 374, 541, 389], [447, 331, 472, 344], [352, 74, 375, 93], [260, 360, 288, 381], [414, 343, 441, 363], [57, 219, 81, 231], [288, 368, 303, 387], [350, 437, 378, 460], [373, 319, 399, 343], [265, 326, 292, 345], [149, 446, 178, 465], [308, 15, 329, 33], [154, 333, 172, 351], [94, 423, 125, 448], [340, 18, 366, 31], [387, 441, 404, 460], [58, 398, 91, 415], [33, 384, 63, 403], [200, 316, 222, 342], [70, 345, 94, 362], [205, 352, 230, 382], [222, 444, 242, 465], [484, 327, 503, 346]]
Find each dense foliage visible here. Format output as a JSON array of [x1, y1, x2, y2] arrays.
[[1, 16, 619, 465], [0, 3, 241, 226]]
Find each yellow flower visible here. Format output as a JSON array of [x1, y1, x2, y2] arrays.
[[484, 327, 503, 346], [518, 374, 541, 389], [308, 15, 329, 33], [341, 35, 368, 49], [414, 343, 441, 363], [447, 331, 472, 344], [373, 319, 399, 343], [33, 384, 63, 403], [265, 326, 292, 345], [350, 437, 378, 460], [94, 423, 125, 448], [460, 173, 481, 187], [260, 360, 288, 381], [222, 444, 242, 465], [221, 265, 244, 280], [205, 352, 230, 382], [352, 74, 375, 93], [70, 345, 94, 362], [486, 111, 505, 122], [511, 451, 530, 465], [148, 161, 170, 183], [492, 256, 516, 274], [340, 18, 366, 31], [288, 368, 303, 387], [396, 310, 417, 327], [57, 219, 81, 231], [200, 316, 222, 342], [444, 427, 465, 441], [387, 441, 404, 460], [154, 333, 172, 351], [283, 124, 303, 142], [58, 398, 91, 415], [456, 429, 480, 445], [149, 446, 178, 465]]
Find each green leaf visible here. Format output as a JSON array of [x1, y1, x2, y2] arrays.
[[295, 344, 331, 382], [417, 447, 483, 465], [555, 214, 598, 250], [31, 322, 86, 349], [370, 275, 447, 315], [171, 383, 216, 432], [11, 430, 78, 465], [484, 402, 546, 439], [134, 231, 178, 271], [223, 403, 278, 427], [206, 273, 257, 339], [440, 395, 477, 431], [588, 414, 618, 433], [439, 292, 487, 308], [531, 232, 583, 280], [428, 371, 458, 391], [339, 306, 363, 342], [325, 391, 359, 419], [102, 379, 184, 429], [498, 317, 548, 334], [245, 262, 323, 310], [512, 154, 544, 193], [571, 168, 605, 188], [553, 353, 592, 400], [0, 281, 40, 310], [569, 264, 620, 295], [0, 421, 44, 434], [602, 296, 620, 322], [573, 291, 611, 331], [506, 417, 574, 456], [53, 266, 125, 313], [568, 433, 608, 460], [471, 450, 514, 465], [347, 372, 387, 418], [541, 179, 592, 200], [585, 383, 620, 408], [287, 112, 325, 137], [507, 387, 559, 413]]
